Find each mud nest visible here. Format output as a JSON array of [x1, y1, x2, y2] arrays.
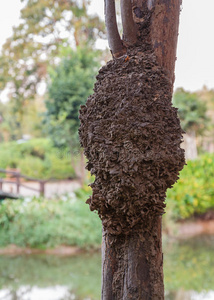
[[79, 49, 185, 235]]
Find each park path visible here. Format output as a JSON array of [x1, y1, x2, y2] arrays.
[[2, 180, 81, 198]]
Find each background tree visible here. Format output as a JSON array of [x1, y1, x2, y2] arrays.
[[198, 86, 214, 153], [0, 0, 104, 115], [0, 96, 45, 142], [79, 0, 185, 298], [173, 88, 210, 159], [45, 46, 100, 149], [45, 46, 100, 181]]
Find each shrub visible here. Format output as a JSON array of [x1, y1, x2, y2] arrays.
[[166, 153, 214, 219], [0, 138, 76, 179], [0, 188, 102, 249]]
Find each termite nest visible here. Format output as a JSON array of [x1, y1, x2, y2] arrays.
[[79, 48, 185, 235]]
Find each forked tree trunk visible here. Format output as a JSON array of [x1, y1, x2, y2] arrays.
[[102, 1, 182, 299], [79, 0, 185, 299]]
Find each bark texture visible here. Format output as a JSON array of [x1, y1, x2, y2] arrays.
[[149, 0, 181, 83], [121, 0, 138, 45], [132, 0, 181, 83], [79, 0, 184, 299], [102, 216, 163, 299], [105, 0, 126, 58]]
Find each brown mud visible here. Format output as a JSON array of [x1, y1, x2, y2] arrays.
[[79, 47, 185, 236], [175, 211, 214, 238], [0, 245, 83, 256], [177, 220, 214, 238]]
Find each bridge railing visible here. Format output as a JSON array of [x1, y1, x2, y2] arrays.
[[0, 168, 47, 197]]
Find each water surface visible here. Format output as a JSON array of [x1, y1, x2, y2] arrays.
[[0, 236, 213, 300]]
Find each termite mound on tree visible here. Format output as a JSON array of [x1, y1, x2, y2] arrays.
[[79, 47, 185, 236]]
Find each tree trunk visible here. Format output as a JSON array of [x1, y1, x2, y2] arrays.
[[102, 216, 164, 299], [79, 0, 184, 299], [183, 131, 198, 160], [105, 0, 126, 58], [100, 1, 182, 299]]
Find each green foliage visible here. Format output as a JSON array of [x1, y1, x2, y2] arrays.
[[0, 0, 104, 109], [173, 88, 210, 135], [0, 188, 101, 249], [166, 153, 214, 219], [45, 47, 100, 148], [0, 138, 75, 179], [0, 95, 47, 142], [197, 87, 214, 154]]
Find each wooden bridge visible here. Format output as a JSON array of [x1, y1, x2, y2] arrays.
[[0, 168, 46, 199]]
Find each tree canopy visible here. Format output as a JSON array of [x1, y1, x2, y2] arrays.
[[0, 0, 104, 108], [44, 46, 100, 149], [173, 88, 210, 135]]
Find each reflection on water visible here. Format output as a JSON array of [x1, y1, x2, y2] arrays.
[[164, 235, 214, 300], [0, 286, 76, 300], [0, 288, 214, 300], [166, 290, 214, 300], [0, 236, 213, 300], [0, 253, 101, 300]]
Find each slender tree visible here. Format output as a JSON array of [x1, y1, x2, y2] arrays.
[[79, 0, 185, 298], [173, 88, 210, 160], [45, 47, 100, 149], [45, 47, 100, 182]]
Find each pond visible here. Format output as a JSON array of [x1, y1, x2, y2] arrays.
[[0, 235, 214, 300]]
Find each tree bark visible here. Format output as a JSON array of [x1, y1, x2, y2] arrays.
[[101, 1, 182, 299], [79, 1, 184, 299], [105, 0, 126, 57], [149, 0, 181, 84], [132, 0, 181, 84], [120, 0, 138, 46], [102, 216, 164, 299]]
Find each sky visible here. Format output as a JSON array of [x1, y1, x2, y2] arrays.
[[0, 0, 214, 92]]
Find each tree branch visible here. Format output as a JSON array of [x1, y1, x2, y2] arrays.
[[147, 0, 155, 10], [105, 0, 126, 58], [149, 0, 181, 83], [121, 0, 138, 46]]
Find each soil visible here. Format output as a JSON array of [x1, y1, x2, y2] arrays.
[[174, 210, 214, 238], [0, 244, 95, 256], [176, 219, 214, 238], [194, 210, 214, 221]]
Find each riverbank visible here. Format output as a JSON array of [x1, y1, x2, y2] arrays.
[[165, 210, 214, 238], [169, 219, 214, 238], [1, 236, 214, 300], [0, 187, 214, 254], [1, 218, 214, 256], [0, 191, 102, 250], [0, 244, 83, 256], [0, 244, 101, 256]]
